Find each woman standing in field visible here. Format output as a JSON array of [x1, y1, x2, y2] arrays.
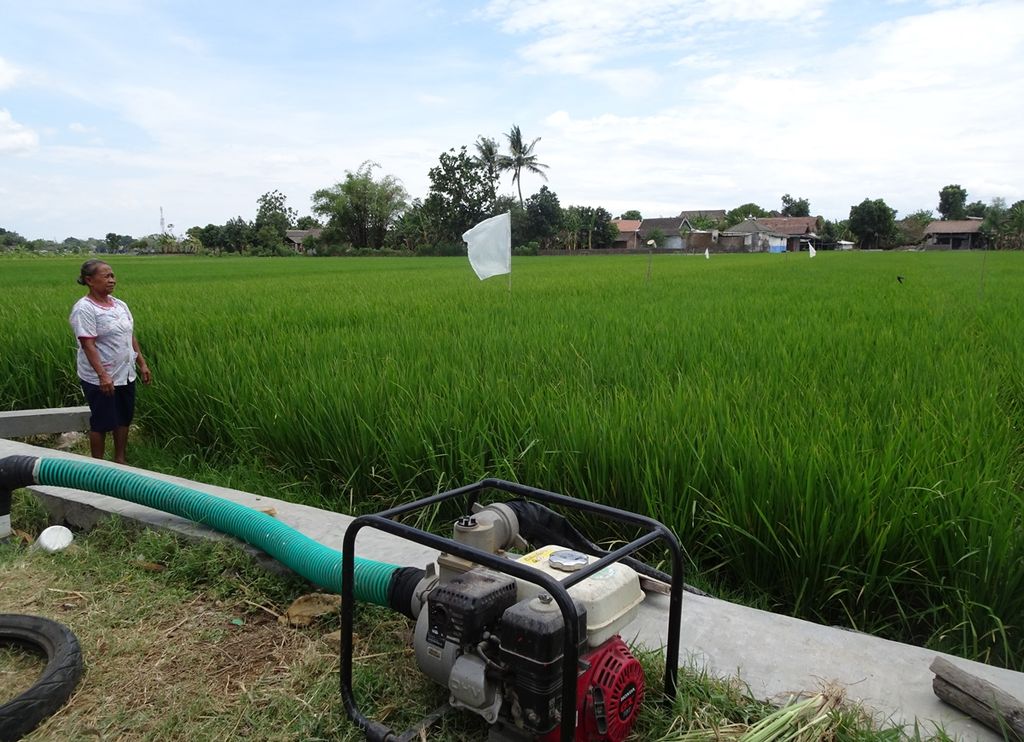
[[69, 260, 152, 464]]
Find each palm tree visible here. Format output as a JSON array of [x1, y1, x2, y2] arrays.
[[498, 124, 549, 207], [473, 136, 501, 193]]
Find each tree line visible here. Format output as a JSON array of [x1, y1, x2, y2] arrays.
[[179, 125, 616, 257], [3, 126, 1023, 255], [626, 187, 1024, 251], [841, 185, 1024, 250]]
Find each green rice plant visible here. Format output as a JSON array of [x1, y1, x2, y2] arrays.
[[2, 252, 1022, 668]]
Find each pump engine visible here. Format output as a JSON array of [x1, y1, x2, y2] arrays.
[[413, 545, 645, 740]]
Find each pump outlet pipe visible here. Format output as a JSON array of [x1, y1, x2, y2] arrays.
[[0, 455, 424, 616]]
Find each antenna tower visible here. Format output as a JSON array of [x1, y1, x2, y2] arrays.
[[160, 206, 166, 234]]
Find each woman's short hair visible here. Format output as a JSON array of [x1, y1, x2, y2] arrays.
[[77, 259, 109, 286]]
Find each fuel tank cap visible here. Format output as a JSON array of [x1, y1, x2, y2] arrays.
[[548, 549, 589, 572]]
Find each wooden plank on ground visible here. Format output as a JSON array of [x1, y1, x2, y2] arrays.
[[931, 656, 1024, 741]]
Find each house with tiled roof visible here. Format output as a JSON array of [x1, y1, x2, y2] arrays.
[[285, 228, 322, 253], [923, 219, 983, 249], [724, 216, 823, 252], [611, 219, 642, 250], [678, 209, 727, 228], [638, 217, 685, 249]]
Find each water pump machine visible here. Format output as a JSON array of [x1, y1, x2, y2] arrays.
[[340, 478, 683, 742]]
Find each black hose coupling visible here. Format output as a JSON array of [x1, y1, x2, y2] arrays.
[[0, 455, 38, 540], [0, 455, 38, 494]]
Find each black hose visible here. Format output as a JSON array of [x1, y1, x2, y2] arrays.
[[0, 456, 36, 493], [505, 499, 708, 595], [1, 456, 37, 543]]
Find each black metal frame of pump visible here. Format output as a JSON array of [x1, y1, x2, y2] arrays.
[[339, 478, 684, 742]]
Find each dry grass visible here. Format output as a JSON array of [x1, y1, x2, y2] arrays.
[[0, 496, 459, 741], [1, 538, 324, 739], [0, 642, 43, 705]]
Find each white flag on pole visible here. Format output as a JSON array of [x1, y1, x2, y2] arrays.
[[808, 244, 817, 258], [463, 212, 511, 280], [704, 248, 710, 260]]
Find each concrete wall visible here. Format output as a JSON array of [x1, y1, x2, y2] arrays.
[[0, 407, 90, 437], [718, 233, 749, 252]]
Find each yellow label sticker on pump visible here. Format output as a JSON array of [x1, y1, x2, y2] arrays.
[[517, 545, 561, 566]]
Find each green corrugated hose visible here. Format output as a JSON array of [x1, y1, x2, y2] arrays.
[[35, 457, 398, 607]]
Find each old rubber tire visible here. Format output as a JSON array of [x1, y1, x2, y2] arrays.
[[0, 614, 84, 741]]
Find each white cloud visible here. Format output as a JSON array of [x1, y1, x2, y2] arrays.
[[533, 0, 1024, 219], [0, 110, 39, 154], [590, 67, 662, 97], [68, 122, 96, 134], [483, 0, 830, 86], [851, 1, 1024, 91], [415, 93, 449, 106], [167, 33, 206, 56], [0, 57, 22, 89]]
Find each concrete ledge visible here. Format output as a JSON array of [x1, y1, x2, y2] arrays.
[[2, 437, 1021, 741], [0, 407, 90, 437]]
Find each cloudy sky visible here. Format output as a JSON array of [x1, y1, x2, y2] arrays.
[[1, 0, 1022, 240]]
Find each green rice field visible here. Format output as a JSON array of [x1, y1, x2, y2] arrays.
[[3, 252, 1022, 668]]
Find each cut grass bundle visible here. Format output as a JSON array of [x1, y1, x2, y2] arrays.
[[658, 686, 847, 741]]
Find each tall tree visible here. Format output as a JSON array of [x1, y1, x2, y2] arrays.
[[592, 207, 618, 248], [222, 217, 253, 253], [780, 194, 810, 217], [0, 227, 27, 249], [524, 186, 563, 249], [965, 200, 987, 218], [821, 219, 852, 244], [561, 205, 616, 249], [980, 198, 1006, 249], [390, 198, 431, 252], [254, 189, 298, 253], [725, 203, 770, 226], [849, 198, 897, 249], [196, 224, 227, 254], [896, 209, 934, 245], [421, 146, 496, 246], [998, 200, 1024, 249], [473, 136, 502, 193], [686, 215, 718, 231], [560, 207, 581, 250], [104, 233, 133, 252], [619, 210, 642, 220], [938, 184, 968, 221], [312, 161, 409, 249], [255, 190, 297, 233], [498, 124, 549, 207]]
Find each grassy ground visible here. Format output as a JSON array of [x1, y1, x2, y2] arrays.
[[1, 492, 489, 740]]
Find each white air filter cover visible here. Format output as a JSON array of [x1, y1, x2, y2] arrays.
[[515, 545, 644, 647], [34, 525, 74, 553]]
